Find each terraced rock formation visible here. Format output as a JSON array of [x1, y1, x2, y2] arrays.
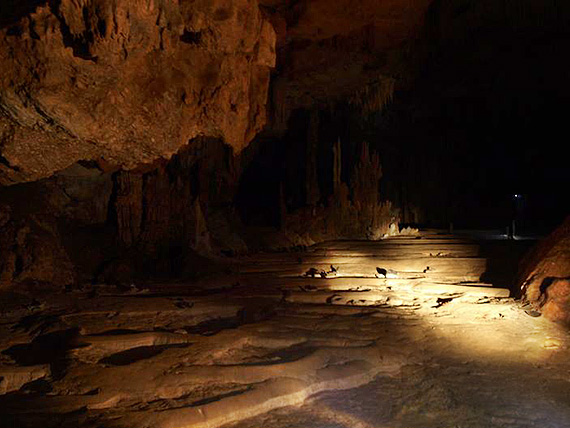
[[1, 232, 568, 428]]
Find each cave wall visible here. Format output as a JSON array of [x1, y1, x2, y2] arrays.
[[1, 0, 569, 288], [0, 137, 246, 286], [0, 0, 276, 185], [0, 129, 394, 287], [0, 0, 406, 288], [0, 161, 112, 287]]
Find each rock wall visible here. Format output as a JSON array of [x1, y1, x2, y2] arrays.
[[0, 205, 76, 287], [0, 129, 394, 287], [0, 0, 276, 185], [0, 161, 114, 287], [519, 217, 570, 325], [237, 106, 397, 249], [1, 0, 568, 289]]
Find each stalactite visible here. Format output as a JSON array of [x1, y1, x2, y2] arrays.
[[348, 76, 395, 115], [270, 79, 289, 133]]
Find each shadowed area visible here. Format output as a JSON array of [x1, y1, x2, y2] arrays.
[[0, 0, 45, 28]]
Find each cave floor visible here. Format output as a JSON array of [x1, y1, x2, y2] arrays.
[[1, 232, 569, 428]]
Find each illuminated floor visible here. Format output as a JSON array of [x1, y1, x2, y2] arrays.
[[1, 232, 569, 428]]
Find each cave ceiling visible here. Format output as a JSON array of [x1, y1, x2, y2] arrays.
[[0, 0, 434, 185]]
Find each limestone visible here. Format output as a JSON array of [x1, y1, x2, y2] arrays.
[[0, 233, 568, 428], [71, 331, 193, 364], [132, 358, 399, 428], [0, 364, 50, 394], [265, 0, 434, 128], [519, 216, 570, 324], [0, 0, 276, 184]]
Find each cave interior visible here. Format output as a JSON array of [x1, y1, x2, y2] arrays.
[[0, 1, 569, 427]]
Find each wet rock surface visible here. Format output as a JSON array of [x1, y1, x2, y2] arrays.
[[1, 232, 569, 428]]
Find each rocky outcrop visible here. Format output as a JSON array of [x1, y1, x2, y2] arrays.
[[519, 217, 570, 325], [108, 138, 247, 275], [278, 139, 394, 246], [0, 205, 75, 288], [100, 127, 396, 276], [236, 104, 398, 249], [0, 125, 395, 287], [1, 0, 446, 185], [0, 162, 113, 287], [2, 0, 567, 290], [0, 0, 276, 185]]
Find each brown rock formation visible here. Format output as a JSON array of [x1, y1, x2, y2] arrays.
[[519, 217, 570, 325], [282, 140, 394, 245], [0, 0, 276, 185], [237, 106, 397, 249], [0, 0, 441, 187], [0, 125, 396, 286], [0, 204, 75, 288], [2, 0, 566, 290], [0, 162, 113, 287], [262, 0, 433, 130]]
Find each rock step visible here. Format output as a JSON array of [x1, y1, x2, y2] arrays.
[[0, 365, 51, 394], [282, 288, 504, 307], [237, 257, 488, 277], [71, 332, 193, 363], [276, 279, 509, 298], [312, 238, 475, 249], [239, 245, 480, 261], [235, 257, 487, 274], [235, 277, 509, 299], [127, 348, 405, 428]]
